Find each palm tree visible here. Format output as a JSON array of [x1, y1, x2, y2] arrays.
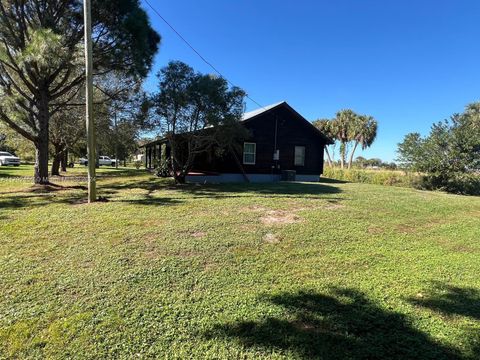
[[313, 118, 334, 167], [348, 115, 378, 168], [333, 109, 357, 169]]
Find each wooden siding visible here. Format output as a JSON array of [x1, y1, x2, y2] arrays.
[[192, 104, 327, 175], [145, 103, 328, 176]]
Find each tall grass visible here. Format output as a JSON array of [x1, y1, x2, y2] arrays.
[[323, 167, 422, 188]]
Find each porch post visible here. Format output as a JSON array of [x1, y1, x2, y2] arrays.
[[148, 147, 152, 169], [145, 146, 148, 168]]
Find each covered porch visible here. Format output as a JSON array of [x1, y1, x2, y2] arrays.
[[143, 138, 170, 169]]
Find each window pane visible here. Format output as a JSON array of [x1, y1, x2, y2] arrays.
[[243, 143, 256, 164], [294, 146, 305, 166], [244, 153, 255, 164], [244, 143, 255, 153]]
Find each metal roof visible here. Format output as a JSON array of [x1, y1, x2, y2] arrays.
[[241, 101, 286, 121]]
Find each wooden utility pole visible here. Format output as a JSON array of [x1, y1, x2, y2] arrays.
[[84, 0, 96, 202], [114, 110, 119, 169]]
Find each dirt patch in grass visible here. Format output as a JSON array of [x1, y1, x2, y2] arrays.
[[263, 233, 281, 244], [284, 200, 345, 212], [396, 218, 450, 234], [260, 210, 302, 226], [191, 231, 207, 238], [323, 203, 345, 210], [450, 244, 477, 253], [368, 226, 384, 235]]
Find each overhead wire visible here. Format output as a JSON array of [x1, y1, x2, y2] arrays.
[[143, 0, 267, 111]]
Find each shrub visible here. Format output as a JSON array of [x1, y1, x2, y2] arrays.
[[421, 172, 480, 195], [154, 159, 170, 178]]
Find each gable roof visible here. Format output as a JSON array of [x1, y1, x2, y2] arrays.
[[241, 101, 334, 144], [242, 101, 285, 121], [142, 101, 334, 148]]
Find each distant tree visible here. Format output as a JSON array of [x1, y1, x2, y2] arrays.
[[0, 132, 14, 154], [354, 156, 367, 168], [365, 158, 383, 167], [152, 61, 246, 183], [0, 123, 35, 159], [94, 75, 149, 167], [348, 115, 378, 168], [0, 126, 14, 154], [385, 162, 398, 170], [49, 102, 85, 175], [0, 0, 160, 184]]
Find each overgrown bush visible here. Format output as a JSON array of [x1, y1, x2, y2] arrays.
[[420, 172, 480, 195], [323, 167, 480, 195], [154, 159, 170, 178]]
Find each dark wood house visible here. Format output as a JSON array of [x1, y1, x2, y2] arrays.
[[143, 101, 333, 182]]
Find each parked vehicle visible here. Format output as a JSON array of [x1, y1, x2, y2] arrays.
[[0, 151, 20, 166], [78, 157, 88, 165], [79, 156, 119, 166]]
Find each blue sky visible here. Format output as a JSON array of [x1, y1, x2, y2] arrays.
[[140, 0, 480, 162]]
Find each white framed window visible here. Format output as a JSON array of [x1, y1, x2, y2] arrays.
[[243, 142, 256, 165], [294, 146, 306, 166]]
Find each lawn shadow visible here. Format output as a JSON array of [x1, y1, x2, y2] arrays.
[[101, 178, 343, 205], [408, 282, 480, 321], [206, 288, 465, 359], [407, 282, 480, 359], [184, 181, 343, 199], [0, 193, 57, 210], [0, 177, 343, 209], [0, 184, 91, 209], [319, 176, 348, 184], [116, 195, 182, 206]]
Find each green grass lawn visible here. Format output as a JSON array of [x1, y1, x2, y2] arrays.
[[1, 165, 479, 359]]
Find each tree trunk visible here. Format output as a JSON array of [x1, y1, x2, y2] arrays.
[[230, 146, 250, 182], [61, 148, 68, 172], [114, 112, 118, 169], [348, 142, 359, 169], [324, 146, 333, 167], [34, 90, 50, 184], [175, 172, 186, 184], [51, 143, 63, 176], [340, 142, 346, 169], [34, 138, 50, 184], [51, 153, 61, 176]]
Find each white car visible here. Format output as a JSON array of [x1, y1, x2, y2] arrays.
[[79, 156, 119, 166], [0, 151, 20, 166]]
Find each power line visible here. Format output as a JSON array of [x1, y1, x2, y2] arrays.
[[143, 0, 266, 110]]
